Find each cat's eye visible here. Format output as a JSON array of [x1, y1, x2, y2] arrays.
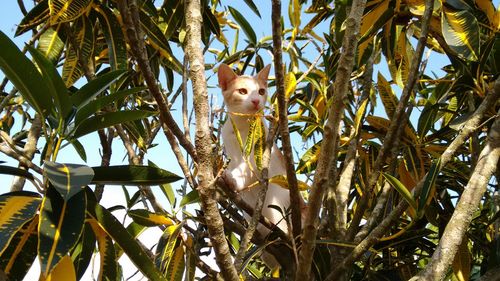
[[258, 89, 266, 96], [238, 88, 248, 95]]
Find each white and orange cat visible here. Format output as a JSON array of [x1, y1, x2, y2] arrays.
[[218, 63, 292, 235]]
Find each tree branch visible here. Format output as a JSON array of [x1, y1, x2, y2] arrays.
[[327, 75, 500, 278], [296, 0, 368, 277], [271, 0, 302, 238], [184, 0, 239, 279]]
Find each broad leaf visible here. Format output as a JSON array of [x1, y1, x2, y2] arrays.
[[38, 26, 65, 63], [0, 30, 53, 118], [382, 173, 418, 215], [91, 165, 182, 185], [48, 0, 92, 24], [88, 219, 120, 281], [43, 161, 94, 201], [179, 190, 200, 207], [38, 186, 86, 277], [95, 6, 127, 70], [71, 70, 127, 109], [228, 6, 257, 44], [70, 223, 96, 280], [72, 110, 154, 139], [15, 0, 49, 36], [28, 45, 72, 120], [0, 165, 35, 181], [297, 141, 322, 174], [0, 217, 38, 280], [62, 16, 94, 87], [40, 255, 77, 281], [442, 6, 480, 61], [87, 194, 164, 280], [0, 192, 41, 255]]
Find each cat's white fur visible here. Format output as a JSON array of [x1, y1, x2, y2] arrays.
[[218, 63, 292, 234]]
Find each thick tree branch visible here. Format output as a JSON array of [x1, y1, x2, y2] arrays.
[[271, 0, 302, 238], [296, 0, 368, 277], [184, 0, 239, 279]]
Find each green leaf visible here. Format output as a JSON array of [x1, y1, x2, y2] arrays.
[[27, 45, 72, 120], [140, 10, 182, 74], [43, 161, 94, 201], [179, 190, 199, 207], [160, 183, 176, 208], [243, 0, 261, 18], [71, 70, 127, 109], [297, 141, 322, 174], [128, 209, 174, 227], [95, 6, 128, 70], [115, 221, 147, 259], [91, 165, 182, 185], [37, 25, 65, 63], [15, 0, 49, 36], [418, 158, 441, 217], [70, 223, 96, 281], [0, 30, 52, 118], [69, 139, 87, 162], [382, 173, 418, 213], [228, 6, 257, 45], [48, 0, 92, 24], [0, 217, 38, 280], [87, 194, 164, 280], [74, 86, 146, 126], [72, 110, 154, 139], [0, 165, 35, 181], [203, 6, 221, 37], [38, 186, 86, 276], [442, 6, 480, 61], [0, 192, 41, 255], [417, 103, 438, 138], [165, 246, 185, 281]]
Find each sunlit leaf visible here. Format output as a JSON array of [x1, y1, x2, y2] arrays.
[[442, 6, 480, 61], [16, 0, 49, 36], [179, 190, 199, 207], [0, 192, 41, 255], [48, 0, 92, 24], [40, 255, 76, 281], [452, 239, 471, 281], [62, 16, 94, 87], [128, 209, 174, 227], [38, 25, 65, 63]]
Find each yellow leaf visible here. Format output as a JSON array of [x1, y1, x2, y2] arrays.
[[284, 72, 297, 100], [269, 175, 310, 191], [40, 255, 76, 281]]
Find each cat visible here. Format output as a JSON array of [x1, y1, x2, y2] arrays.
[[218, 63, 292, 236]]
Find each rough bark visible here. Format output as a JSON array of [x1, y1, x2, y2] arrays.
[[184, 0, 239, 280], [296, 0, 367, 277]]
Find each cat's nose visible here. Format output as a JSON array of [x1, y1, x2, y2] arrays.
[[251, 99, 260, 107]]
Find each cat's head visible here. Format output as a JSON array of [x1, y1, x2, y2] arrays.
[[217, 63, 271, 114]]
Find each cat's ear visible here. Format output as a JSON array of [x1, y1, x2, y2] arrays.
[[255, 64, 271, 83], [218, 64, 238, 91]]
